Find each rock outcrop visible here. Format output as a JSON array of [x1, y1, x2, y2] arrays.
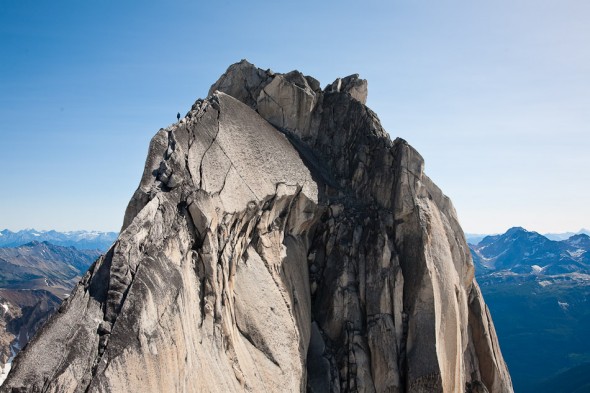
[[2, 60, 513, 392]]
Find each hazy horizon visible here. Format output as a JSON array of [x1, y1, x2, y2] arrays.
[[1, 1, 588, 234], [3, 225, 589, 239]]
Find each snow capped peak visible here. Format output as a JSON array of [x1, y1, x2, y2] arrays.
[[0, 229, 118, 252], [506, 226, 527, 234], [504, 227, 530, 239]]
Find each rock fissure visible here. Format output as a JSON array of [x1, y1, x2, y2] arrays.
[[215, 164, 234, 197], [198, 112, 221, 190]]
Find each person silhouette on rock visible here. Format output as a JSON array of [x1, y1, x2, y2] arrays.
[[177, 112, 181, 123]]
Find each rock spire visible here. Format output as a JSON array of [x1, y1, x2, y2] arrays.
[[2, 60, 513, 393]]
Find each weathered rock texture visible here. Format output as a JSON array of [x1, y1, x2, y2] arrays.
[[2, 60, 513, 393]]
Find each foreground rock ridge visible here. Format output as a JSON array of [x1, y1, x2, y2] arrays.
[[2, 60, 513, 393]]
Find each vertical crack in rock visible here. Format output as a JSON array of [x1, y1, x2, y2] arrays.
[[2, 61, 513, 393], [198, 102, 221, 190]]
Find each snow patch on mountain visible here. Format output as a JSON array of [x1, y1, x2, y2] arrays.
[[0, 229, 118, 251]]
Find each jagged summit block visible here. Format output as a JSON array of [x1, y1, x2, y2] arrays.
[[2, 60, 513, 393]]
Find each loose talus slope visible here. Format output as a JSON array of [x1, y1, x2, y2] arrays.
[[2, 60, 513, 393]]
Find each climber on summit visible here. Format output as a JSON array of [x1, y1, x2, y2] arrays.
[[177, 112, 181, 123]]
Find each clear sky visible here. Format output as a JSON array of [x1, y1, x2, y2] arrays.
[[1, 0, 588, 234]]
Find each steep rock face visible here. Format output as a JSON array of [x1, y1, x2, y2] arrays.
[[2, 60, 512, 393]]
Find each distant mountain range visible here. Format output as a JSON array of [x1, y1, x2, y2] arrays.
[[469, 227, 590, 393], [466, 228, 590, 245], [544, 229, 590, 241], [0, 241, 101, 295], [471, 226, 590, 277], [0, 229, 117, 251]]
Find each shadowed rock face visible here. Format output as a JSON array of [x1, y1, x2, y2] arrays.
[[2, 60, 513, 393]]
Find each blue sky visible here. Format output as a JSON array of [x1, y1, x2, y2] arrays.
[[1, 0, 588, 233]]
